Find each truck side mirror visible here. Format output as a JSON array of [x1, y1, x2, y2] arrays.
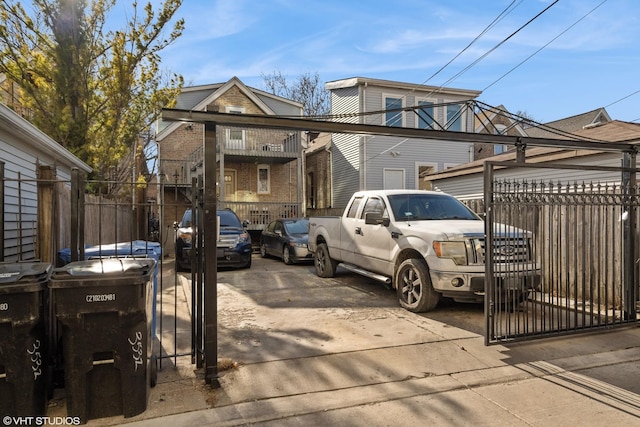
[[365, 212, 390, 226]]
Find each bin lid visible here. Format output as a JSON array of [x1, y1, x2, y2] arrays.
[[0, 262, 52, 294], [49, 258, 156, 287], [57, 240, 161, 266]]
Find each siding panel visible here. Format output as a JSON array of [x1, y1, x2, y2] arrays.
[[432, 152, 627, 199]]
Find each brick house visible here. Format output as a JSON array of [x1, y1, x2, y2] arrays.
[[155, 77, 304, 253], [473, 104, 528, 160], [304, 132, 339, 215]]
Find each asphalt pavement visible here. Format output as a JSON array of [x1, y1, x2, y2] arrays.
[[49, 255, 640, 426]]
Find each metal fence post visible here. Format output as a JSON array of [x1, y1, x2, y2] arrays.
[[622, 150, 637, 320], [483, 161, 495, 345], [203, 122, 219, 386]]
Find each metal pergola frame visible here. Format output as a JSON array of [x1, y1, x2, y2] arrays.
[[160, 107, 638, 386]]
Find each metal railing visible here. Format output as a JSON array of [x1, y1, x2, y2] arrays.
[[484, 161, 640, 344], [220, 201, 301, 230]]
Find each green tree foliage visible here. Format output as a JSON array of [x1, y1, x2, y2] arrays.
[[0, 0, 184, 179]]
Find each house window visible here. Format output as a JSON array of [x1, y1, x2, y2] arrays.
[[385, 96, 403, 127], [226, 106, 245, 149], [257, 164, 270, 194], [446, 104, 463, 131], [416, 99, 435, 129], [494, 144, 506, 155]]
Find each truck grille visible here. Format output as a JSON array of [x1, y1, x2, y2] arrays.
[[217, 235, 239, 248], [473, 237, 531, 264]]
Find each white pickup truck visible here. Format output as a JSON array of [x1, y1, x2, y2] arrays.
[[308, 190, 540, 313]]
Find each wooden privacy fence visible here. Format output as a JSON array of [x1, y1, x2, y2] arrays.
[[1, 165, 140, 264]]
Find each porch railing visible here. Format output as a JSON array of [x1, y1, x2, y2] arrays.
[[220, 201, 301, 230]]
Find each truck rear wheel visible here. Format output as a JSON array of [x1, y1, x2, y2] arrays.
[[395, 258, 439, 312], [315, 243, 337, 278]]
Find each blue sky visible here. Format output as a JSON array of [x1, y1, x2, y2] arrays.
[[138, 0, 639, 124]]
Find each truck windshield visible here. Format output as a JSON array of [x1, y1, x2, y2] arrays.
[[388, 194, 479, 221]]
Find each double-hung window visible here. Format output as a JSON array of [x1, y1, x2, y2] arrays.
[[385, 96, 403, 127], [416, 99, 435, 129], [445, 104, 463, 132]]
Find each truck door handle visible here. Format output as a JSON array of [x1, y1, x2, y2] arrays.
[[391, 231, 402, 239], [355, 227, 362, 235]]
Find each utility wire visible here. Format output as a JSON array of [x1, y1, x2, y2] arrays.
[[417, 0, 522, 87], [484, 0, 609, 92], [436, 0, 560, 91], [604, 89, 640, 109]]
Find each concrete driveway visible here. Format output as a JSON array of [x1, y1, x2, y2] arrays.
[[78, 254, 640, 425]]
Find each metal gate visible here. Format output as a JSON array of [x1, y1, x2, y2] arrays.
[[484, 160, 640, 344], [0, 166, 203, 382]]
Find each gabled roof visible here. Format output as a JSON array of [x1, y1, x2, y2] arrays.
[[425, 120, 640, 181], [156, 76, 303, 141], [474, 104, 528, 137], [305, 132, 332, 154], [526, 108, 611, 138]]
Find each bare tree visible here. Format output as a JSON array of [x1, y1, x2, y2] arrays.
[[514, 110, 537, 128], [261, 70, 330, 117]]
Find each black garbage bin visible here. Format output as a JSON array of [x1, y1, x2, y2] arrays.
[[0, 262, 52, 417], [49, 258, 156, 423]]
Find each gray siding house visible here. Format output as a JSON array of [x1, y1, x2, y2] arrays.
[[325, 77, 481, 208], [424, 120, 640, 201], [0, 102, 92, 261]]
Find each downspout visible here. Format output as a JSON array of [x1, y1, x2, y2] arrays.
[[327, 138, 333, 209], [361, 82, 367, 190]]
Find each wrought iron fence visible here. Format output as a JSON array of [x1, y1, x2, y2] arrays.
[[485, 162, 640, 344]]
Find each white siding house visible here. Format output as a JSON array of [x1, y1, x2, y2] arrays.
[[325, 77, 481, 208], [0, 103, 91, 261]]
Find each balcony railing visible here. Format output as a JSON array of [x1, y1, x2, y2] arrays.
[[220, 129, 300, 158]]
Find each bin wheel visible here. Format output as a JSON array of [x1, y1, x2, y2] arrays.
[[150, 354, 158, 388]]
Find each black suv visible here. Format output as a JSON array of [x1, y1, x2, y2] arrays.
[[175, 208, 252, 270]]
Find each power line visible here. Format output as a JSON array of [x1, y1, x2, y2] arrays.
[[483, 0, 609, 92], [604, 89, 640, 109], [436, 0, 560, 90], [417, 0, 523, 87]]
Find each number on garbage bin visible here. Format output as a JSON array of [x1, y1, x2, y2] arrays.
[[128, 331, 144, 371], [26, 339, 42, 380]]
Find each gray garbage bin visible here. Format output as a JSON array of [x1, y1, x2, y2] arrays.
[[0, 262, 52, 417], [49, 258, 156, 423]]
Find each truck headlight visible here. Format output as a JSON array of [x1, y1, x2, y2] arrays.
[[433, 241, 467, 265]]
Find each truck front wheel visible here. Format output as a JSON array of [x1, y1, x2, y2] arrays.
[[395, 259, 440, 313], [315, 243, 337, 278]]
